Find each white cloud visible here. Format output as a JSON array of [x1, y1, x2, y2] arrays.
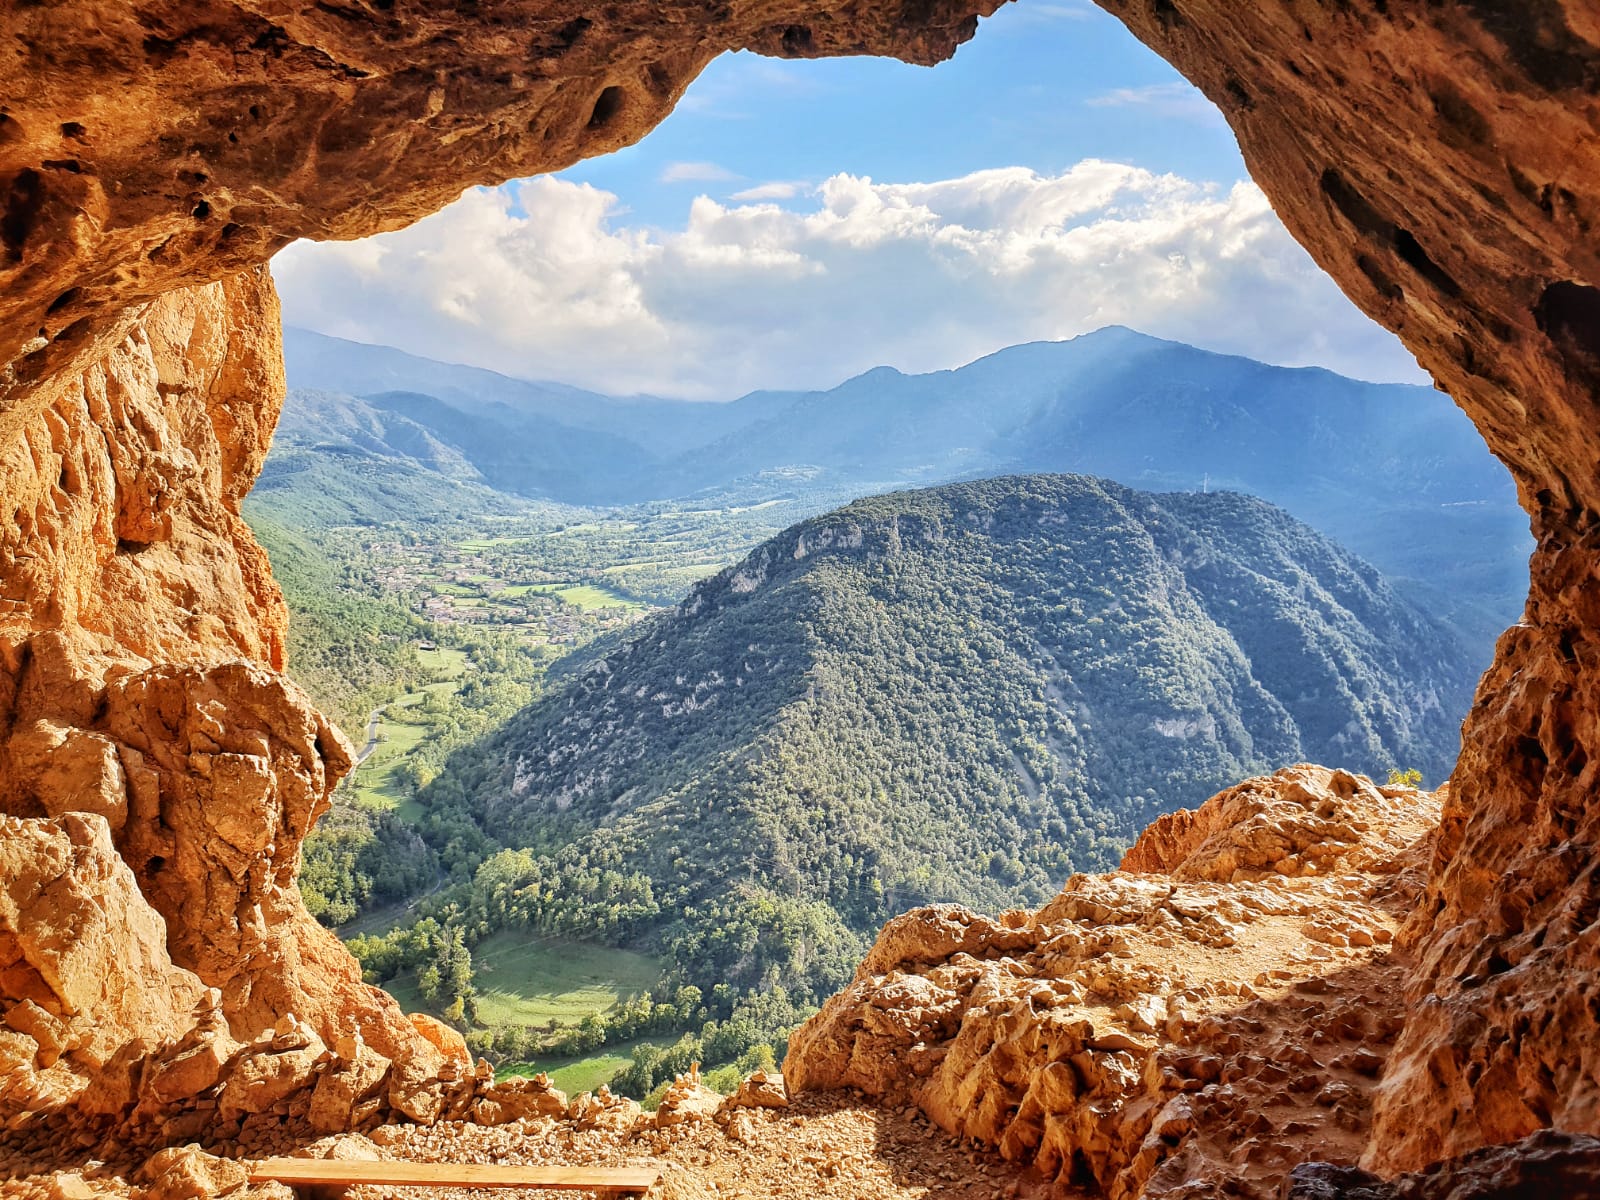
[[273, 161, 1425, 400], [659, 161, 740, 184], [1087, 82, 1223, 124], [730, 181, 807, 202]]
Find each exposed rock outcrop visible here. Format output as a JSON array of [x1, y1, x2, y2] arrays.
[[0, 272, 440, 1136], [787, 766, 1436, 1199], [0, 812, 207, 1121], [1089, 4, 1600, 1169]]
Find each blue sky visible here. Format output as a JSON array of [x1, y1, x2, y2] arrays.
[[554, 3, 1246, 226], [274, 1, 1422, 399]]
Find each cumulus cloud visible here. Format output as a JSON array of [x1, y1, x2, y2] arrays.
[[273, 161, 1424, 399]]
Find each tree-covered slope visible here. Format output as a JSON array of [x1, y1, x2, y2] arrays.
[[418, 475, 1472, 996]]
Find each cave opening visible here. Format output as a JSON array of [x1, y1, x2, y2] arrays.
[[255, 0, 1527, 1123]]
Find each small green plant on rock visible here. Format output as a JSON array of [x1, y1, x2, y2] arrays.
[[1387, 767, 1424, 788]]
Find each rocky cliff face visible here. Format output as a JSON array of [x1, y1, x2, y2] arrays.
[[1087, 5, 1600, 1168], [786, 765, 1438, 1199], [1, 0, 1598, 1193], [0, 274, 458, 1142]]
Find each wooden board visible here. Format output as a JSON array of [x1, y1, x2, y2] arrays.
[[248, 1158, 659, 1193]]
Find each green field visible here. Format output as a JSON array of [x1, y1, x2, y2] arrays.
[[553, 584, 639, 610], [417, 646, 469, 674], [499, 1038, 670, 1095], [386, 932, 662, 1030], [496, 581, 573, 597], [457, 536, 535, 551], [346, 645, 471, 812]]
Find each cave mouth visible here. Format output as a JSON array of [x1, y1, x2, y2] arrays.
[[257, 0, 1524, 1117]]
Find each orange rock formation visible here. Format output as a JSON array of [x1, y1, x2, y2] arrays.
[[787, 765, 1436, 1199], [1, 2, 1598, 1196]]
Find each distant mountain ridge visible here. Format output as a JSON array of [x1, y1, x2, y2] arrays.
[[418, 474, 1476, 997], [280, 325, 1530, 650]]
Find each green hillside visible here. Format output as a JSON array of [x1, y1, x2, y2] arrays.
[[401, 475, 1472, 1010]]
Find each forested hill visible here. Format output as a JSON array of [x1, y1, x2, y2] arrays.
[[417, 474, 1473, 997]]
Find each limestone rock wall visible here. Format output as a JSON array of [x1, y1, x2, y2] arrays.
[[0, 811, 209, 1121], [0, 272, 438, 1132], [1085, 3, 1600, 1171]]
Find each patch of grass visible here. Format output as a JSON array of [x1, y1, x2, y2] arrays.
[[498, 1039, 669, 1095], [496, 582, 575, 598], [555, 584, 639, 611], [470, 932, 661, 1028], [418, 645, 469, 675], [345, 646, 472, 810], [383, 932, 663, 1031], [350, 715, 428, 810]]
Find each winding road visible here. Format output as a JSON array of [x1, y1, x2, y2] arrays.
[[353, 705, 385, 768]]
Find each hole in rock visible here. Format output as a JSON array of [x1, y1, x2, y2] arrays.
[[1535, 281, 1600, 365], [781, 25, 814, 55], [1393, 228, 1461, 297], [1, 167, 43, 264], [1152, 0, 1185, 29], [587, 85, 625, 130]]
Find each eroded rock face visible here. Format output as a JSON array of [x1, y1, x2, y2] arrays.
[[0, 272, 436, 1131], [0, 811, 207, 1121], [786, 766, 1436, 1200], [1086, 5, 1600, 1166]]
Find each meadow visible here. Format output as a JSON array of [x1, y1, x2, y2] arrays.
[[385, 931, 661, 1034]]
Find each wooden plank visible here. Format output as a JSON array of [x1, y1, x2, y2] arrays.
[[247, 1159, 659, 1192]]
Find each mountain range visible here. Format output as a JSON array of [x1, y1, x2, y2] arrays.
[[278, 325, 1530, 652]]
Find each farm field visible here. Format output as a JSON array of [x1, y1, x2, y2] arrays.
[[499, 1038, 671, 1096], [346, 645, 472, 815], [385, 933, 662, 1032]]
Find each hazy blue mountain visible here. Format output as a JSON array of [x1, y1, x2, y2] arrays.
[[279, 325, 1530, 649], [283, 327, 781, 462]]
